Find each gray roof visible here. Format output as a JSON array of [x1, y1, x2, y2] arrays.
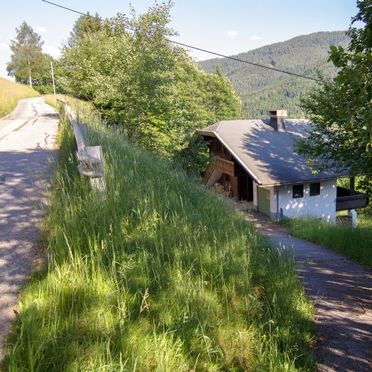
[[199, 119, 344, 186]]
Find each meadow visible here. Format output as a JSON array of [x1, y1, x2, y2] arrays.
[[0, 78, 39, 118], [3, 99, 314, 371]]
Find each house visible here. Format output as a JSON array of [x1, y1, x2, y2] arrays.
[[198, 110, 368, 222]]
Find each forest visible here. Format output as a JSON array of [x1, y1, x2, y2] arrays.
[[200, 31, 349, 118]]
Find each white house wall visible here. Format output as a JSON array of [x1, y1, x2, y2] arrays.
[[270, 186, 277, 217], [277, 179, 337, 222], [253, 180, 258, 208]]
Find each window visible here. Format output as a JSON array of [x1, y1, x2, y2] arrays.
[[310, 182, 320, 196], [292, 184, 304, 198]]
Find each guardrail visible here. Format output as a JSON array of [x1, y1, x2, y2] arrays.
[[57, 98, 105, 193]]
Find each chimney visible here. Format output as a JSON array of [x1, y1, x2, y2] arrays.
[[269, 110, 287, 131]]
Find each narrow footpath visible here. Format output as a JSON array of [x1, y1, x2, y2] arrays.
[[251, 213, 372, 371], [0, 97, 58, 360]]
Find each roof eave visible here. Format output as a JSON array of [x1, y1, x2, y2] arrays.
[[260, 175, 342, 187], [197, 130, 216, 137]]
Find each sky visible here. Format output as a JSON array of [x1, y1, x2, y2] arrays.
[[0, 0, 359, 79]]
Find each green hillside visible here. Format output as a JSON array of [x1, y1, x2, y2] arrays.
[[0, 77, 39, 118], [199, 31, 349, 118]]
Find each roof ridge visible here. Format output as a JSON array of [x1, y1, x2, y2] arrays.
[[215, 121, 223, 133]]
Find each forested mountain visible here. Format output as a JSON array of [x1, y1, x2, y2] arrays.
[[199, 31, 349, 118]]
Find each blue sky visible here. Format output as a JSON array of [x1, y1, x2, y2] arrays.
[[0, 0, 359, 79]]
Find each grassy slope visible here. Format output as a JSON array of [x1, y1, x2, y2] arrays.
[[43, 94, 67, 110], [43, 94, 59, 109], [284, 217, 372, 267], [4, 100, 314, 371], [0, 78, 39, 118]]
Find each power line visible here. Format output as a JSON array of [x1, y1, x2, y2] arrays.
[[42, 0, 96, 18], [168, 40, 322, 82], [41, 0, 322, 83]]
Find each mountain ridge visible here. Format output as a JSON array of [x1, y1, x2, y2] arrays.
[[199, 31, 349, 118]]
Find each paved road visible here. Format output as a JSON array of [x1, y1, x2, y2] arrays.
[[253, 214, 372, 372], [0, 97, 58, 360]]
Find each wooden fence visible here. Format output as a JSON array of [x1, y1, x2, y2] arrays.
[[57, 99, 105, 193]]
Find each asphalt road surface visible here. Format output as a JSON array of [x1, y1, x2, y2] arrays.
[[0, 97, 58, 360]]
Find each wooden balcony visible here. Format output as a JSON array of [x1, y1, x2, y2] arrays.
[[204, 156, 235, 182], [336, 187, 369, 211]]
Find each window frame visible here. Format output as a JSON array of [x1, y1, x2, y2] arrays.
[[310, 182, 321, 196], [292, 184, 304, 199]]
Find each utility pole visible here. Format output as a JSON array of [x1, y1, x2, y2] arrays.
[[28, 61, 32, 87], [50, 61, 56, 96]]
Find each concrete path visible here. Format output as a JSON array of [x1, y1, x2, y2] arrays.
[[0, 97, 58, 360], [252, 213, 372, 372]]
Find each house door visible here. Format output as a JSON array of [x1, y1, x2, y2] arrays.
[[258, 187, 270, 216], [238, 174, 254, 201]]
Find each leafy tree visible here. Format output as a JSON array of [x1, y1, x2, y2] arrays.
[[68, 13, 102, 47], [61, 3, 241, 172], [298, 0, 372, 177], [7, 22, 45, 87]]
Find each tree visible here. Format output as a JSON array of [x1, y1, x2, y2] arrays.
[[61, 3, 241, 172], [7, 22, 45, 87], [298, 0, 372, 177], [68, 13, 102, 47]]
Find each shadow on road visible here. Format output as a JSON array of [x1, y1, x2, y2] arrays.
[[250, 212, 372, 371], [0, 148, 58, 355]]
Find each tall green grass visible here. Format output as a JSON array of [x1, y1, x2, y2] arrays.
[[284, 217, 372, 267], [0, 78, 39, 118], [43, 94, 68, 110], [3, 100, 314, 371]]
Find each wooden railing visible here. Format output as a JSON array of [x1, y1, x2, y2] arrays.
[[57, 99, 105, 193], [336, 187, 368, 211]]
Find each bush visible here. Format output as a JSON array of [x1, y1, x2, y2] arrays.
[[33, 85, 54, 94]]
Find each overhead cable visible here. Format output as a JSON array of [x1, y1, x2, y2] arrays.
[[41, 0, 323, 83]]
